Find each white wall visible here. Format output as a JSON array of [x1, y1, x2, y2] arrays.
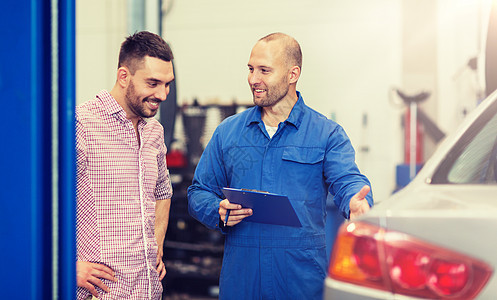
[[437, 0, 493, 133], [76, 0, 127, 105], [76, 0, 491, 203]]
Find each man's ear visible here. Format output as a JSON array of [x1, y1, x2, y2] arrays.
[[288, 66, 301, 84], [116, 66, 130, 88]]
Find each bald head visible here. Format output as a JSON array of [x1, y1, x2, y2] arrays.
[[258, 33, 302, 70]]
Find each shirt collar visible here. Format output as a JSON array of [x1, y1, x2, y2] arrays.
[[96, 90, 148, 126], [285, 91, 304, 129], [246, 91, 305, 129], [97, 90, 125, 116]]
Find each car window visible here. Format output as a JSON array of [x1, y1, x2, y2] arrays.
[[446, 103, 497, 184]]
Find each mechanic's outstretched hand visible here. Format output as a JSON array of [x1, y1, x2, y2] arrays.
[[219, 199, 253, 227], [349, 185, 371, 220], [77, 261, 117, 298]]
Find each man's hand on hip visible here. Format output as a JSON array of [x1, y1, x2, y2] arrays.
[[77, 261, 117, 298]]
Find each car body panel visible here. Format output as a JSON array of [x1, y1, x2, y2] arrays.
[[324, 91, 497, 299], [361, 187, 497, 298]]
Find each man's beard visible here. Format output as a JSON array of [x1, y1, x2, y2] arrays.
[[252, 82, 289, 107], [125, 81, 159, 118]]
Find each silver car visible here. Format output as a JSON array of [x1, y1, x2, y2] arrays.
[[324, 90, 497, 299]]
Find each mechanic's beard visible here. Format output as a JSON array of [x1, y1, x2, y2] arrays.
[[253, 84, 289, 108]]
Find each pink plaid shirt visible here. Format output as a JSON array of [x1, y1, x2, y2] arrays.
[[76, 90, 172, 299]]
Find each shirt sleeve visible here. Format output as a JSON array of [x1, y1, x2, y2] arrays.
[[187, 127, 228, 232], [324, 124, 374, 219], [75, 117, 101, 261], [155, 131, 173, 200], [75, 119, 89, 200]]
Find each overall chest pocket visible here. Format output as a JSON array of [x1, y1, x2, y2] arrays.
[[281, 147, 326, 207], [281, 147, 325, 181], [282, 147, 325, 164]]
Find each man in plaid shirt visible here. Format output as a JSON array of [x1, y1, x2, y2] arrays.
[[76, 31, 174, 299]]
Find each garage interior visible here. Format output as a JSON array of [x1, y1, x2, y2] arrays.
[[2, 0, 497, 298], [76, 0, 496, 298]]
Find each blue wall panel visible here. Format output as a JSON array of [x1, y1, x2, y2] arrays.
[[58, 0, 77, 298], [0, 0, 75, 298], [0, 0, 52, 298]]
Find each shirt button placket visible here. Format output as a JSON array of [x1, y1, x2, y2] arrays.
[[260, 138, 275, 299]]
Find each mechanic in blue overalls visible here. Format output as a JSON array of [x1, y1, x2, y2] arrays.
[[188, 32, 374, 300]]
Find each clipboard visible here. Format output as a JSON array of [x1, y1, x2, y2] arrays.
[[221, 187, 302, 227]]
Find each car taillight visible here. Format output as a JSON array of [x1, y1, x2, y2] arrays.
[[328, 222, 493, 299], [354, 236, 382, 279]]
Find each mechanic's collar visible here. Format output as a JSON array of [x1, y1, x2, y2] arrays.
[[247, 91, 305, 129]]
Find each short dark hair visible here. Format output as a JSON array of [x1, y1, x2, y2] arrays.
[[118, 31, 174, 74]]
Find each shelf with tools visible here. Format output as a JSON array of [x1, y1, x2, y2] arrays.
[[161, 102, 251, 298], [161, 174, 225, 297]]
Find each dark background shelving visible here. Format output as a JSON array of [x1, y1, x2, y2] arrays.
[[162, 172, 224, 299], [161, 103, 250, 299]]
